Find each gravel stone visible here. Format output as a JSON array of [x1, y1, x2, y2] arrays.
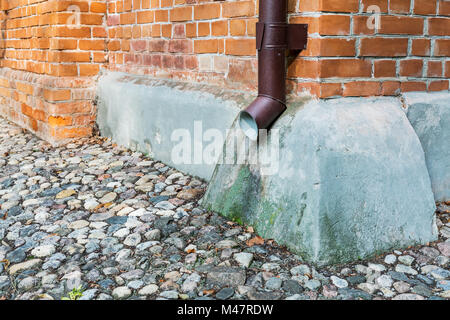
[[112, 286, 132, 299], [0, 118, 447, 301], [216, 287, 235, 300], [330, 276, 348, 289], [139, 284, 159, 296], [234, 252, 253, 268], [395, 264, 418, 275]]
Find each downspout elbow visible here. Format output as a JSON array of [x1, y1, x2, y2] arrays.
[[239, 96, 286, 141], [238, 0, 307, 141]]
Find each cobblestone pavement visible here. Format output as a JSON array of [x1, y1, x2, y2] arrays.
[[0, 117, 449, 300]]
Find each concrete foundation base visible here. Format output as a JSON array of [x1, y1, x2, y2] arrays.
[[96, 70, 446, 265], [96, 71, 254, 180], [404, 92, 450, 202], [202, 97, 438, 266]]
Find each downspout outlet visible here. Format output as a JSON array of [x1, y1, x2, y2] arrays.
[[239, 0, 308, 140], [239, 96, 286, 141]]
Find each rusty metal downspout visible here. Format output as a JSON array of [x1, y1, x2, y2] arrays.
[[239, 0, 308, 140]]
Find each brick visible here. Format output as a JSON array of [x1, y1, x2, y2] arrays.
[[186, 23, 196, 37], [343, 81, 381, 97], [399, 59, 423, 77], [120, 12, 136, 24], [319, 38, 356, 56], [137, 11, 154, 24], [48, 115, 72, 127], [213, 55, 228, 73], [222, 1, 255, 18], [230, 20, 246, 36], [55, 65, 78, 77], [173, 24, 185, 38], [49, 51, 91, 63], [361, 0, 388, 12], [413, 0, 437, 15], [353, 16, 375, 35], [212, 20, 228, 36], [131, 39, 147, 51], [108, 40, 121, 51], [225, 39, 256, 56], [300, 0, 359, 13], [149, 39, 168, 52], [427, 61, 443, 77], [401, 81, 427, 92], [428, 80, 449, 92], [288, 59, 320, 79], [318, 0, 359, 13], [79, 39, 105, 50], [170, 6, 192, 22], [440, 0, 450, 16], [0, 78, 9, 88], [28, 118, 38, 132], [79, 64, 100, 76], [168, 39, 192, 53], [51, 127, 92, 139], [48, 101, 92, 115], [73, 115, 94, 126], [228, 58, 257, 87], [435, 39, 450, 56], [184, 56, 198, 70], [360, 38, 408, 57], [319, 82, 343, 98], [90, 2, 107, 13], [194, 3, 220, 20], [194, 39, 218, 54], [21, 103, 33, 117], [320, 59, 372, 78], [381, 81, 401, 95], [411, 39, 431, 56], [247, 18, 257, 36], [43, 89, 71, 102], [32, 109, 46, 122], [198, 22, 210, 37], [155, 10, 168, 22], [390, 0, 410, 14], [51, 26, 91, 38], [16, 82, 34, 95], [379, 16, 424, 35], [319, 15, 350, 35], [374, 60, 397, 77], [161, 24, 172, 37], [429, 18, 450, 36], [289, 16, 319, 34]]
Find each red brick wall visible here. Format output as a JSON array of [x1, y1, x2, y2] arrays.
[[290, 0, 450, 97], [106, 0, 450, 98], [0, 0, 106, 143], [106, 0, 259, 90], [0, 0, 449, 142]]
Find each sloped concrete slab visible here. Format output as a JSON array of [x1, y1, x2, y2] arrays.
[[96, 71, 254, 180], [404, 92, 450, 202], [202, 97, 438, 266]]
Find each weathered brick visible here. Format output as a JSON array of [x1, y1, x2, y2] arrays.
[[429, 18, 450, 36], [343, 81, 381, 97], [225, 39, 256, 56], [194, 39, 218, 54], [399, 59, 423, 77], [360, 38, 408, 57]]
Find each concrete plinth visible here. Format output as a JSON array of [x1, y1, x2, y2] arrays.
[[404, 92, 450, 202], [96, 71, 253, 180], [202, 97, 438, 266]]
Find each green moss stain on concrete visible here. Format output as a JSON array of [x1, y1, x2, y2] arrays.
[[203, 97, 437, 266]]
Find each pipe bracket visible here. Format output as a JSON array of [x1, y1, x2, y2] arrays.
[[256, 22, 308, 51]]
